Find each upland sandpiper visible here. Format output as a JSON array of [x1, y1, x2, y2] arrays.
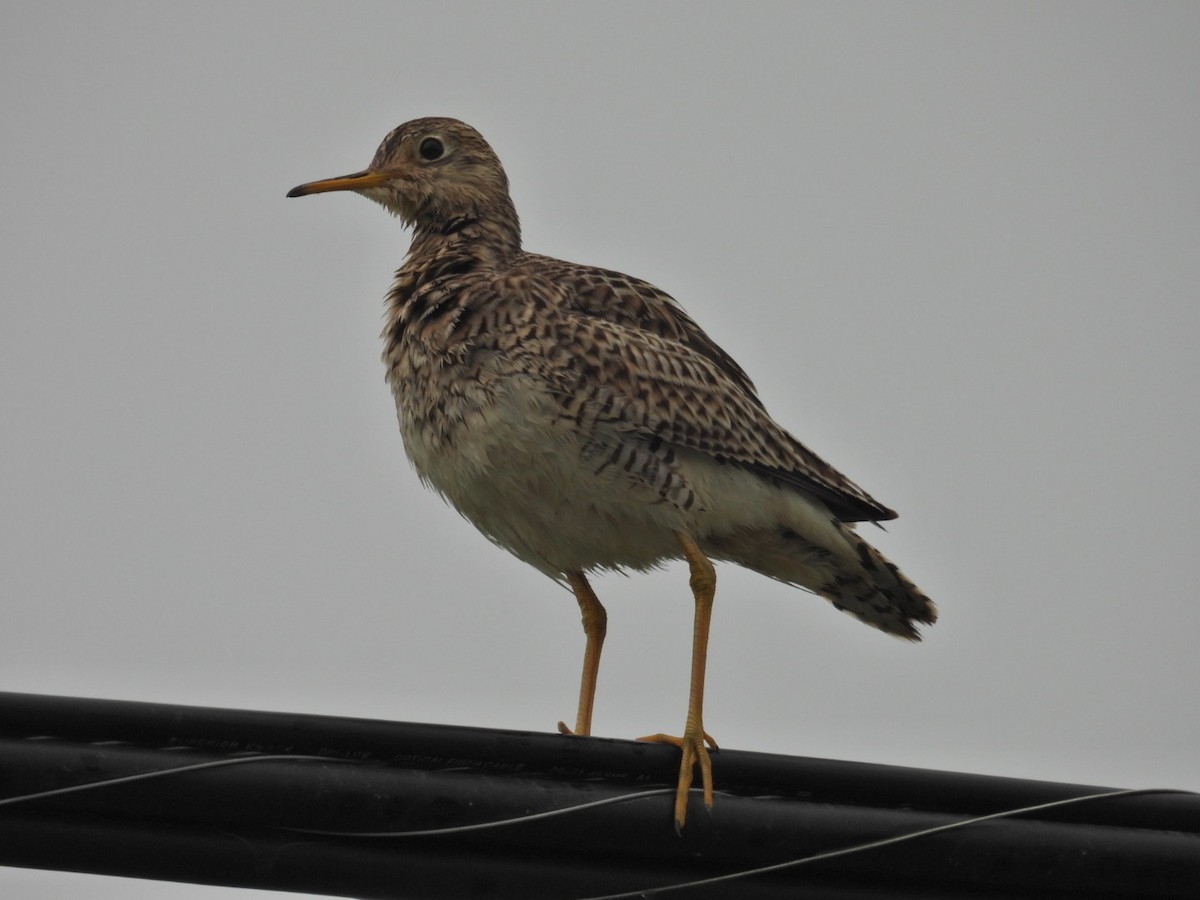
[[288, 118, 935, 829]]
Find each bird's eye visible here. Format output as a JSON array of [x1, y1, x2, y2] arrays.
[[418, 137, 445, 161]]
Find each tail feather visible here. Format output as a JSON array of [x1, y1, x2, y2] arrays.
[[703, 519, 936, 640]]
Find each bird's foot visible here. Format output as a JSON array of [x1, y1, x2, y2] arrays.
[[556, 720, 578, 735], [638, 729, 718, 829]]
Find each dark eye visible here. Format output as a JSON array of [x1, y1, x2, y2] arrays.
[[418, 137, 444, 161]]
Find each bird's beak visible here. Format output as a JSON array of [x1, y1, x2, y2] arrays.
[[287, 169, 391, 198]]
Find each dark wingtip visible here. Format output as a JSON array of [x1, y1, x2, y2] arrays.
[[286, 185, 306, 198]]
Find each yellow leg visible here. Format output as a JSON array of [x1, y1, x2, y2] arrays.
[[640, 531, 717, 829], [556, 570, 607, 737]]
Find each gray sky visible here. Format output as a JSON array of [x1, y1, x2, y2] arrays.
[[3, 3, 1198, 897]]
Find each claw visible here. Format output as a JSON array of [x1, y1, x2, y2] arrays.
[[639, 729, 717, 828], [638, 730, 718, 750]]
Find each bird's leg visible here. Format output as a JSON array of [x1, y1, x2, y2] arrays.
[[556, 570, 607, 737], [639, 531, 718, 829]]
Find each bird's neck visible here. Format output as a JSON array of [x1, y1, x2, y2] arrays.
[[407, 189, 521, 262], [384, 204, 522, 346], [398, 194, 520, 275]]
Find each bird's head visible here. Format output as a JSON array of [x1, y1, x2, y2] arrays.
[[287, 117, 514, 235]]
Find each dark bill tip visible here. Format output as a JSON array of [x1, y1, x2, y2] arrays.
[[286, 170, 390, 199]]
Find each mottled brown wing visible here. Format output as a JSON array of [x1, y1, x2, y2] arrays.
[[520, 255, 766, 411], [520, 270, 896, 523]]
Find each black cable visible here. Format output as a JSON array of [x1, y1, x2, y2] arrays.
[[2, 691, 1197, 900]]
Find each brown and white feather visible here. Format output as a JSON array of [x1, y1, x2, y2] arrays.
[[306, 117, 934, 639]]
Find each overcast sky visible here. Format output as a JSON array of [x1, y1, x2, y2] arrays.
[[3, 3, 1198, 897]]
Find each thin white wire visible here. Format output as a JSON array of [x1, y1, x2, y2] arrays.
[[287, 787, 681, 837], [0, 748, 675, 833], [0, 753, 358, 808], [575, 787, 1191, 900]]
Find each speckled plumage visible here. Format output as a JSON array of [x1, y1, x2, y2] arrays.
[[289, 117, 935, 827]]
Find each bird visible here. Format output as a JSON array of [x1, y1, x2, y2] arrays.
[[287, 117, 935, 829]]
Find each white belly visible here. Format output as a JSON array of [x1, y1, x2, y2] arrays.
[[397, 386, 687, 577], [393, 370, 841, 586]]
